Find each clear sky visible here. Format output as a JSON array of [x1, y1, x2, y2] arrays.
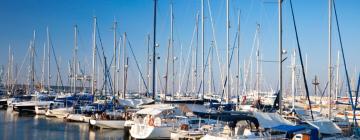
[[0, 0, 359, 96]]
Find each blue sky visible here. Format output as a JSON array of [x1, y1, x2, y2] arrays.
[[0, 0, 359, 95]]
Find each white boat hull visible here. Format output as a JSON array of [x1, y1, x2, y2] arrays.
[[170, 130, 204, 140], [89, 119, 126, 129], [200, 134, 286, 140], [14, 101, 53, 114], [66, 114, 91, 123], [45, 107, 72, 119], [130, 124, 172, 139]]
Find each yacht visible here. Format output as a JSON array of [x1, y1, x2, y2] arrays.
[[13, 93, 55, 114], [129, 104, 180, 139]]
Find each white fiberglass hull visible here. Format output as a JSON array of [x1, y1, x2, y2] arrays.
[[7, 98, 15, 108], [130, 124, 172, 139], [200, 134, 286, 140], [45, 107, 72, 119], [89, 119, 126, 129], [15, 101, 53, 114], [35, 106, 48, 115], [170, 130, 204, 140], [66, 114, 91, 123]]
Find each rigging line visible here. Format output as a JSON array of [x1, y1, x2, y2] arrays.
[[196, 40, 214, 94], [126, 37, 149, 92], [333, 0, 358, 128], [289, 0, 314, 121], [220, 31, 239, 101], [13, 45, 31, 88], [49, 35, 65, 90], [319, 82, 329, 101], [242, 26, 259, 94], [96, 23, 113, 93], [179, 21, 197, 95], [207, 0, 225, 90], [185, 52, 192, 95]]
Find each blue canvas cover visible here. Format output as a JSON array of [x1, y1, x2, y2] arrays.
[[272, 125, 319, 140], [272, 125, 306, 133]]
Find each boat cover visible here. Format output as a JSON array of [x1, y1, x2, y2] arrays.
[[193, 111, 260, 128], [271, 125, 319, 139], [136, 107, 173, 116], [253, 112, 294, 128], [271, 125, 306, 133], [118, 98, 154, 108], [308, 119, 342, 134]]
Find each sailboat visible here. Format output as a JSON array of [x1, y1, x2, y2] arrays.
[[129, 104, 182, 139], [13, 31, 56, 115]]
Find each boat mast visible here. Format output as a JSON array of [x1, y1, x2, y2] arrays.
[[165, 39, 170, 101], [226, 0, 230, 103], [117, 36, 121, 97], [237, 11, 240, 101], [92, 17, 97, 99], [30, 30, 36, 94], [171, 2, 176, 100], [123, 33, 127, 99], [256, 24, 260, 99], [201, 0, 205, 100], [209, 42, 213, 95], [178, 43, 183, 96], [278, 0, 283, 113], [41, 43, 46, 90], [146, 34, 150, 97], [328, 0, 333, 119], [291, 49, 296, 111], [7, 45, 11, 94], [152, 0, 157, 100], [47, 27, 51, 90], [193, 12, 199, 96], [73, 25, 78, 94], [335, 50, 340, 103], [113, 20, 117, 95], [124, 56, 129, 99]]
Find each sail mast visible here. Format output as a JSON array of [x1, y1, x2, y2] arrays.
[[209, 42, 213, 95], [146, 34, 150, 97], [41, 43, 46, 90], [165, 38, 170, 101], [31, 30, 36, 93], [178, 43, 183, 96], [328, 0, 333, 119], [92, 17, 97, 99], [256, 24, 260, 99], [47, 27, 51, 90], [237, 11, 240, 101], [7, 45, 11, 93], [291, 50, 296, 111], [201, 0, 205, 99], [171, 2, 176, 100], [226, 0, 230, 103], [278, 0, 283, 113], [193, 12, 199, 96], [152, 0, 157, 100], [73, 25, 78, 94], [113, 20, 117, 95], [335, 50, 340, 103], [123, 33, 127, 99]]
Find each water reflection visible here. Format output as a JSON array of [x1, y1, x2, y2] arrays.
[[0, 109, 128, 140]]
